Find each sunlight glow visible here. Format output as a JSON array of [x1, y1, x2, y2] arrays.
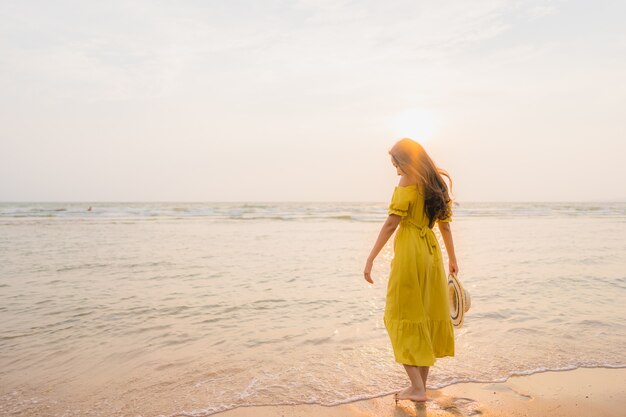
[[388, 108, 440, 142]]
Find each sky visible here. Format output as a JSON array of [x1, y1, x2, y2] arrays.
[[0, 0, 624, 202]]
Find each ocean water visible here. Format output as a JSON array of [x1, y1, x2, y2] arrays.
[[0, 201, 625, 416]]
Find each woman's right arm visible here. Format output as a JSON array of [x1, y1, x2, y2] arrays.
[[437, 221, 459, 275], [363, 215, 401, 284]]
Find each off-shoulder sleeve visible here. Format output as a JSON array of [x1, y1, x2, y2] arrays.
[[387, 187, 411, 217]]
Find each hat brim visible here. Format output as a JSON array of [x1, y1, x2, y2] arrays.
[[448, 274, 469, 328]]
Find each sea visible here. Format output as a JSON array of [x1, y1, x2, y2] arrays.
[[1, 201, 625, 416]]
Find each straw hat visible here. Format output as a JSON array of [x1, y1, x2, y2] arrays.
[[448, 273, 471, 328]]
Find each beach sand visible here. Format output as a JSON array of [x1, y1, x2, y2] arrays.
[[215, 367, 625, 417]]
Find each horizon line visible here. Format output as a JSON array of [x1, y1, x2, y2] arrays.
[[1, 200, 625, 204]]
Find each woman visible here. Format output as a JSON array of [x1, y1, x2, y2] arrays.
[[363, 138, 458, 404]]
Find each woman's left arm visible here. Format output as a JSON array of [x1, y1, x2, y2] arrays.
[[437, 221, 459, 275]]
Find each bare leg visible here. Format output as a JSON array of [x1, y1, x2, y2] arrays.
[[419, 366, 430, 390], [395, 364, 428, 402], [403, 364, 425, 391]]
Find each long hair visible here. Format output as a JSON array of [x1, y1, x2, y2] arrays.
[[389, 138, 453, 228]]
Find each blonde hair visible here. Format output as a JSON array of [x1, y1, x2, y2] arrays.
[[389, 138, 453, 227]]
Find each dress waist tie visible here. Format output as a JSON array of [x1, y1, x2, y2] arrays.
[[399, 218, 438, 255]]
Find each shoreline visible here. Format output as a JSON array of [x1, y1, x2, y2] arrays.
[[212, 366, 626, 417]]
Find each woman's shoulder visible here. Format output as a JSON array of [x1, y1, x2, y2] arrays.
[[392, 178, 422, 202], [391, 179, 419, 202], [396, 176, 418, 189]]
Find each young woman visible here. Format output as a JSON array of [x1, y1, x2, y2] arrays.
[[363, 138, 458, 404]]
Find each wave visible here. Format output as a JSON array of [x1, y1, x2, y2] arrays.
[[1, 202, 625, 220], [157, 364, 626, 417]]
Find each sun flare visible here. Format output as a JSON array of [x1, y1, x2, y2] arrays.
[[388, 108, 439, 142]]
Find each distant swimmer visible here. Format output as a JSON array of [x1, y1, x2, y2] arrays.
[[87, 206, 92, 211]]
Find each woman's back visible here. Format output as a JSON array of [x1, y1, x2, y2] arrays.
[[389, 183, 451, 229]]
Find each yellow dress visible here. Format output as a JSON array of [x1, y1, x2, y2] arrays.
[[384, 184, 455, 366]]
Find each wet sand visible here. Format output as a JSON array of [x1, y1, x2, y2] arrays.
[[213, 367, 626, 417]]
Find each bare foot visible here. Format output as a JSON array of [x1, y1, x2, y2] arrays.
[[395, 385, 428, 403]]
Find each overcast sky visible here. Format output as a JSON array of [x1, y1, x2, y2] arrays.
[[1, 0, 624, 202]]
